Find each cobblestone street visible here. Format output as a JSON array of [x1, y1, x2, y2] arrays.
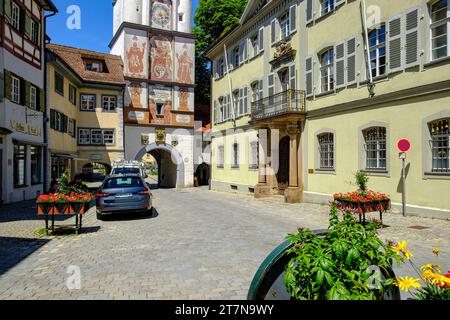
[[0, 187, 449, 300]]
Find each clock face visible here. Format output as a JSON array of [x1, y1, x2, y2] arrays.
[[152, 3, 170, 29]]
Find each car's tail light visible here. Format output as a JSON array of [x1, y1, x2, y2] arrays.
[[138, 190, 151, 196], [95, 192, 110, 199]]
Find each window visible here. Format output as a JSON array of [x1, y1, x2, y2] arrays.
[[249, 141, 259, 169], [31, 20, 40, 44], [69, 85, 77, 105], [369, 25, 387, 77], [78, 129, 114, 145], [78, 129, 91, 145], [179, 13, 184, 22], [232, 143, 239, 168], [216, 58, 225, 78], [364, 127, 387, 170], [30, 146, 42, 184], [251, 81, 263, 102], [86, 62, 100, 72], [430, 118, 449, 172], [280, 13, 290, 39], [430, 0, 450, 60], [321, 0, 335, 16], [12, 75, 20, 104], [12, 3, 20, 30], [81, 94, 96, 111], [217, 146, 224, 168], [156, 103, 164, 116], [30, 85, 37, 110], [218, 97, 225, 123], [233, 47, 240, 68], [320, 48, 334, 93], [55, 71, 64, 96], [251, 34, 259, 57], [102, 96, 117, 111], [14, 144, 26, 187], [103, 130, 115, 145], [318, 133, 334, 170], [91, 129, 103, 145]]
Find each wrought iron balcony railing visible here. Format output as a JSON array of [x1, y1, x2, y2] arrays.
[[251, 90, 306, 121]]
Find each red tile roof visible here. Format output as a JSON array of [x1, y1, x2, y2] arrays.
[[46, 43, 125, 86]]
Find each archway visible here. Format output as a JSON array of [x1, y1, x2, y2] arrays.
[[135, 143, 185, 188], [277, 136, 290, 193], [195, 163, 210, 186], [81, 162, 111, 182]]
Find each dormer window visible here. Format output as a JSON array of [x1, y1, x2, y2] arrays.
[[83, 58, 108, 73]]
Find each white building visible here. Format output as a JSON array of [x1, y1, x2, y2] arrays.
[[110, 0, 195, 188], [0, 0, 57, 204]]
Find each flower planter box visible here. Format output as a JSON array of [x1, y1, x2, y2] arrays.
[[36, 193, 93, 235]]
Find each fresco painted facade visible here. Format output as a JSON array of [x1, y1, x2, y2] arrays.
[[111, 0, 195, 188]]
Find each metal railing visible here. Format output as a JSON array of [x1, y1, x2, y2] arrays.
[[251, 90, 306, 121]]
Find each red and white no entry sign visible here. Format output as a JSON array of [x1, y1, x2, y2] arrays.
[[397, 139, 411, 152]]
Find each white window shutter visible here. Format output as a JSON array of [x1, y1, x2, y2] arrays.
[[404, 8, 420, 68], [306, 0, 314, 24], [213, 100, 217, 124], [335, 41, 346, 88], [289, 64, 296, 90], [346, 37, 357, 85], [387, 15, 403, 73], [239, 41, 245, 66], [259, 27, 264, 53], [290, 5, 297, 34], [244, 87, 248, 114], [244, 38, 248, 62], [305, 56, 314, 97], [271, 19, 277, 44]]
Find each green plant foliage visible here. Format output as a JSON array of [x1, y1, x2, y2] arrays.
[[57, 169, 89, 195], [284, 203, 402, 300], [193, 0, 249, 105], [355, 171, 369, 192]]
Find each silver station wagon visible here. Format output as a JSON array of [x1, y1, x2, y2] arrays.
[[95, 174, 153, 220]]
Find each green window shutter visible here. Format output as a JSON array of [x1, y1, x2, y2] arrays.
[[39, 88, 45, 113], [4, 70, 12, 101], [24, 13, 31, 39], [50, 109, 56, 129], [0, 72, 4, 101], [19, 8, 26, 33], [23, 80, 30, 108], [4, 0, 11, 23]]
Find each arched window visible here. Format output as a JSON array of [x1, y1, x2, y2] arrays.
[[430, 118, 449, 172], [363, 127, 386, 170], [320, 48, 334, 93], [368, 24, 386, 77], [318, 133, 334, 169], [430, 0, 449, 60]]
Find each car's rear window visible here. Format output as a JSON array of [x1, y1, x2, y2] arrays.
[[111, 168, 141, 175], [104, 177, 144, 189]]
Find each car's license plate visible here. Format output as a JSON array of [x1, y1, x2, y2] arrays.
[[116, 193, 132, 198]]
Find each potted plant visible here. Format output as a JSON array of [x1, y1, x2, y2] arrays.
[[283, 203, 401, 300], [36, 194, 57, 215]]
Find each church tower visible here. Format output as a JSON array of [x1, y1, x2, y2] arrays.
[[110, 0, 195, 188]]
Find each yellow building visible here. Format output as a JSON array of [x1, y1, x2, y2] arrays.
[[46, 44, 125, 183], [207, 0, 450, 219]]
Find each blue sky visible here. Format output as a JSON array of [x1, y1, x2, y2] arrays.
[[47, 0, 199, 53]]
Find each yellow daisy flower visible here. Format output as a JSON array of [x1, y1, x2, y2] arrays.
[[402, 249, 414, 260], [431, 274, 450, 287], [432, 248, 440, 256], [422, 270, 435, 282], [394, 277, 421, 292], [421, 264, 433, 272], [392, 240, 408, 255]]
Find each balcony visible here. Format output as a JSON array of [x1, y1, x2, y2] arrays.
[[251, 90, 306, 124]]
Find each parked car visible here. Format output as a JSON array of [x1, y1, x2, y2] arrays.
[[95, 174, 152, 220], [110, 160, 148, 179]]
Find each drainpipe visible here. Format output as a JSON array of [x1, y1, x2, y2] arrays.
[[43, 10, 57, 193]]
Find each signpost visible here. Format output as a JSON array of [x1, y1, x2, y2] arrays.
[[397, 139, 411, 217]]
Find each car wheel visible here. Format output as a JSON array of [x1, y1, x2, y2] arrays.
[[148, 207, 155, 217], [96, 212, 103, 220]]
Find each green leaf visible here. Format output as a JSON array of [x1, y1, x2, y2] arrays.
[[316, 269, 325, 286]]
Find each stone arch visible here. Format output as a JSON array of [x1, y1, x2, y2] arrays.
[[135, 143, 185, 187]]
